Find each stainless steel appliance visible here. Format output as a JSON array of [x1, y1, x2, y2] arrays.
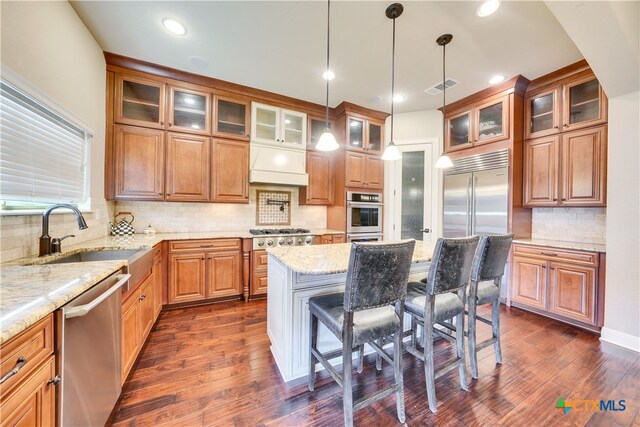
[[250, 228, 315, 250], [59, 272, 130, 427], [346, 192, 383, 236], [347, 233, 383, 242], [443, 150, 509, 237]]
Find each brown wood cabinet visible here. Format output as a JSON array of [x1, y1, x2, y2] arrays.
[[524, 125, 606, 207], [152, 246, 163, 319], [214, 95, 250, 141], [299, 150, 333, 205], [0, 315, 57, 427], [168, 239, 243, 304], [317, 234, 346, 245], [251, 249, 269, 298], [510, 243, 604, 330], [168, 85, 211, 135], [166, 133, 210, 202], [445, 94, 509, 152], [345, 116, 384, 155], [113, 125, 165, 201], [211, 139, 249, 203], [345, 152, 383, 190], [121, 286, 141, 380], [115, 73, 167, 129]]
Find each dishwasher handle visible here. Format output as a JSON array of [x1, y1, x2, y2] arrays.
[[64, 274, 131, 319]]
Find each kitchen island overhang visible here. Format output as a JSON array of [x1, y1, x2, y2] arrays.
[[266, 242, 432, 383]]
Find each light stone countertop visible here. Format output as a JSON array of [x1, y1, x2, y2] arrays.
[[513, 238, 606, 253], [0, 229, 345, 344], [267, 242, 433, 275], [0, 260, 127, 344]]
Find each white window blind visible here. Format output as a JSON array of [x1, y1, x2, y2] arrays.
[[0, 79, 90, 204]]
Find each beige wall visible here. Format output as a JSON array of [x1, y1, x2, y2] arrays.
[[601, 91, 640, 351], [0, 1, 112, 262]]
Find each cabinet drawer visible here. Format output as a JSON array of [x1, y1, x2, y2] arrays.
[[152, 244, 162, 264], [513, 244, 598, 266], [169, 239, 241, 253], [0, 315, 54, 398], [252, 250, 268, 271]]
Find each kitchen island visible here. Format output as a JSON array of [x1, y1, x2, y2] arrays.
[[266, 242, 432, 382]]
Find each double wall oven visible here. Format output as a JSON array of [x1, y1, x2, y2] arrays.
[[346, 191, 383, 242]]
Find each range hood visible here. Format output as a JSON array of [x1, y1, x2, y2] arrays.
[[249, 143, 309, 186]]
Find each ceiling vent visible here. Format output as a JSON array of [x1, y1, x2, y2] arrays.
[[424, 78, 459, 95]]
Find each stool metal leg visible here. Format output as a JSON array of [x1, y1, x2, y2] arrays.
[[393, 305, 406, 423], [492, 298, 502, 364], [342, 314, 355, 427], [308, 311, 318, 391], [468, 298, 479, 379], [357, 344, 364, 373]]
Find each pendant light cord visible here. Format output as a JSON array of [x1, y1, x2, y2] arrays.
[[325, 0, 331, 129], [390, 16, 396, 144], [442, 39, 446, 145]]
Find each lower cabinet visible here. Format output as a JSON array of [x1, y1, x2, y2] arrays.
[[510, 244, 603, 330], [0, 315, 57, 427], [317, 234, 346, 245], [251, 250, 269, 299], [168, 239, 242, 304]]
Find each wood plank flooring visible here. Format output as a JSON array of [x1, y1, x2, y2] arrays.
[[108, 300, 639, 426]]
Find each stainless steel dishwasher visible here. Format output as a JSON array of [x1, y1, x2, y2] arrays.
[[58, 271, 130, 427]]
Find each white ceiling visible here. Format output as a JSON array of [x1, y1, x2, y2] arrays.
[[71, 1, 584, 113]]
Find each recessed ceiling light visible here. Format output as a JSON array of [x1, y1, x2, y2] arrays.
[[489, 75, 506, 84], [162, 18, 186, 36], [322, 70, 335, 80], [476, 0, 500, 17], [392, 94, 406, 103]]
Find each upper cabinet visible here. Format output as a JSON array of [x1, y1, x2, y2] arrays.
[[116, 74, 166, 129], [251, 102, 307, 150], [525, 71, 607, 139], [308, 116, 331, 151], [214, 95, 250, 141], [346, 116, 383, 154], [445, 95, 509, 152], [168, 86, 211, 135]]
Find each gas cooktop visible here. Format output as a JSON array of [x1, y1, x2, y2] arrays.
[[249, 228, 310, 236]]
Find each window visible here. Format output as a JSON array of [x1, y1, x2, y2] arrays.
[[0, 78, 92, 210]]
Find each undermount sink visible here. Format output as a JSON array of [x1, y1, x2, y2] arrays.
[[44, 249, 142, 264]]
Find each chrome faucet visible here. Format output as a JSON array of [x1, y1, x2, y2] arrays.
[[39, 204, 88, 256]]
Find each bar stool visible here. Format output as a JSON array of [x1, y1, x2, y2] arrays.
[[404, 236, 479, 413], [467, 233, 513, 379], [308, 240, 415, 427]]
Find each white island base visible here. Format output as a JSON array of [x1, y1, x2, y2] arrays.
[[266, 243, 431, 383]]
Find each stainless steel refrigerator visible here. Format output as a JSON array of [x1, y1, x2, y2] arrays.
[[443, 150, 509, 237]]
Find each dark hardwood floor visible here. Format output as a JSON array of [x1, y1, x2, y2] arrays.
[[108, 300, 639, 426]]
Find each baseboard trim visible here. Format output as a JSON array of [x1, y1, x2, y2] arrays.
[[600, 327, 640, 353]]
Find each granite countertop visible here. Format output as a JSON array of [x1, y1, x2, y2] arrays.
[[267, 242, 432, 275], [0, 260, 127, 344], [513, 238, 606, 253]]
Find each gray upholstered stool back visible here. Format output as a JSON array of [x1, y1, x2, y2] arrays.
[[425, 236, 479, 295], [470, 234, 514, 282], [344, 240, 416, 311]]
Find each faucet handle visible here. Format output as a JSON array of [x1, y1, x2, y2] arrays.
[[50, 235, 75, 254]]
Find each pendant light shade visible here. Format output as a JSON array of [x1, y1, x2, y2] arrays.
[[316, 129, 339, 151], [315, 0, 338, 152], [435, 33, 454, 169], [382, 3, 404, 162]]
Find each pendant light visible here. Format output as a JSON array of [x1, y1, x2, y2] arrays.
[[316, 0, 339, 151], [381, 3, 403, 161], [434, 34, 454, 169]]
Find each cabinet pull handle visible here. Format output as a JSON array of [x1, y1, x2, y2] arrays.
[[561, 198, 566, 201], [200, 245, 214, 248], [139, 294, 146, 301], [0, 357, 27, 384], [541, 252, 558, 257], [47, 375, 62, 386], [553, 198, 558, 201], [155, 250, 161, 256]]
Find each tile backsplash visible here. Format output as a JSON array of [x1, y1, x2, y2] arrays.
[[0, 199, 115, 263], [531, 207, 606, 244], [116, 185, 326, 233]]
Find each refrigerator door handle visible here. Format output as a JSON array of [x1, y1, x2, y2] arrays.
[[466, 177, 472, 236], [472, 176, 478, 235]]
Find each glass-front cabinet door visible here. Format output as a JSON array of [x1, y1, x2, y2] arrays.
[[309, 117, 330, 150], [115, 74, 166, 129], [214, 95, 250, 141], [281, 110, 306, 147], [446, 110, 472, 152], [525, 89, 560, 139], [563, 76, 606, 131], [367, 121, 383, 154], [251, 103, 279, 144], [347, 117, 365, 151], [168, 86, 211, 135], [475, 96, 509, 145]]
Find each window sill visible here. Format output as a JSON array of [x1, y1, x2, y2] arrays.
[[0, 209, 95, 217]]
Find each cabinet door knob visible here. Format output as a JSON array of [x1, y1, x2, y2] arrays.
[[550, 266, 555, 270], [158, 192, 162, 196], [168, 123, 172, 127], [542, 265, 546, 269], [166, 193, 170, 196], [201, 257, 205, 260], [563, 123, 568, 127], [561, 198, 566, 201], [47, 375, 61, 386], [554, 126, 559, 129], [553, 198, 558, 201], [160, 121, 164, 125]]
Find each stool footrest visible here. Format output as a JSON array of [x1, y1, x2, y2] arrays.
[[353, 384, 399, 411]]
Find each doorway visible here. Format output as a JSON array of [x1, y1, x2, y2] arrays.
[[384, 142, 438, 246]]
